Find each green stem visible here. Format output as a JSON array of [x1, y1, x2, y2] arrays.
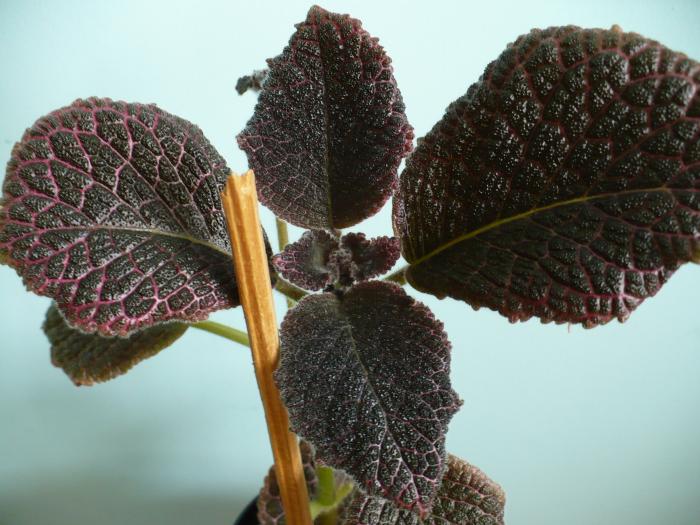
[[276, 217, 290, 251], [384, 265, 408, 285], [315, 466, 336, 506], [275, 278, 307, 303], [309, 470, 354, 521], [191, 320, 250, 347], [275, 218, 295, 309]]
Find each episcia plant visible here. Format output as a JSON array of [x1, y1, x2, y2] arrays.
[[1, 5, 699, 524]]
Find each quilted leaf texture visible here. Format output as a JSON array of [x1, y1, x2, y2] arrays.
[[0, 98, 254, 336], [394, 26, 700, 326], [258, 440, 353, 525], [238, 5, 414, 229], [341, 455, 505, 525], [258, 440, 319, 525], [276, 281, 461, 517], [273, 231, 400, 290], [44, 304, 187, 386], [273, 230, 340, 290]]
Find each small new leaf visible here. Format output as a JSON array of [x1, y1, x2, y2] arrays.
[[258, 440, 353, 525], [44, 304, 186, 386], [258, 440, 319, 525], [394, 27, 700, 326], [0, 98, 256, 336], [238, 5, 414, 229], [276, 281, 461, 516], [334, 233, 401, 285], [272, 231, 400, 290], [341, 455, 505, 525], [273, 230, 340, 291]]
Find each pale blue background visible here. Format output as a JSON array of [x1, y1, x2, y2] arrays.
[[1, 1, 699, 524]]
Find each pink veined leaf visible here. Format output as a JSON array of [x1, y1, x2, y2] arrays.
[[258, 440, 319, 525], [276, 281, 461, 517], [394, 26, 700, 327], [238, 5, 414, 230], [273, 230, 340, 291], [341, 454, 505, 525], [332, 232, 401, 286], [44, 303, 187, 386], [258, 440, 353, 525], [0, 97, 266, 336], [272, 230, 400, 290]]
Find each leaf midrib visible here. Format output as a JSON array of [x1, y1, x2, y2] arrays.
[[408, 186, 677, 267], [12, 223, 230, 259], [334, 299, 432, 515], [315, 14, 337, 228]]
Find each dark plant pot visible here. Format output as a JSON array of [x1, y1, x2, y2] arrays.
[[234, 497, 259, 525]]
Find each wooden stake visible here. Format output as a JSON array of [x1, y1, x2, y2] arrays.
[[221, 170, 312, 525]]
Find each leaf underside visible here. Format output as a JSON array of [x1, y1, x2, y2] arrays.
[[394, 26, 700, 326], [238, 5, 414, 229], [341, 455, 505, 525], [276, 281, 461, 517], [44, 304, 187, 386], [272, 230, 400, 290], [0, 97, 247, 336]]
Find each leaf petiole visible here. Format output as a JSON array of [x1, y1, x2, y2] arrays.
[[383, 265, 408, 285], [191, 320, 250, 347], [309, 465, 354, 521]]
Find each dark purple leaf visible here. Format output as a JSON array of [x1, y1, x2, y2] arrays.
[[258, 440, 319, 525], [341, 454, 505, 525], [276, 281, 461, 517], [333, 233, 400, 285], [0, 97, 256, 336], [258, 440, 353, 525], [394, 26, 700, 326], [236, 69, 268, 95], [272, 230, 340, 291], [272, 231, 400, 290], [44, 303, 187, 386], [237, 5, 414, 229]]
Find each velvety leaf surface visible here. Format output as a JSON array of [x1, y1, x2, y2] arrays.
[[276, 281, 461, 516], [44, 304, 187, 386], [341, 455, 505, 525], [273, 230, 340, 291], [258, 440, 353, 525], [0, 98, 245, 336], [258, 440, 319, 525], [333, 233, 401, 286], [272, 231, 400, 290], [237, 5, 414, 229], [394, 26, 700, 326]]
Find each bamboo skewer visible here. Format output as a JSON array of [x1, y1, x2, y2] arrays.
[[221, 170, 312, 525]]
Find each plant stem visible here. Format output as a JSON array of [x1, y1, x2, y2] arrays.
[[276, 218, 295, 309], [384, 265, 408, 285], [191, 320, 250, 346], [315, 466, 336, 506], [275, 278, 307, 303], [222, 171, 312, 525]]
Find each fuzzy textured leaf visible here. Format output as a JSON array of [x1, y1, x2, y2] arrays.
[[44, 304, 187, 385], [276, 281, 461, 516], [238, 5, 414, 229], [258, 440, 319, 525], [272, 231, 399, 290], [394, 26, 700, 326], [258, 440, 353, 525], [341, 454, 505, 525], [273, 230, 340, 290], [0, 97, 253, 336], [333, 233, 400, 285]]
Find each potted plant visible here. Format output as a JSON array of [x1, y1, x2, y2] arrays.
[[1, 4, 698, 524]]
